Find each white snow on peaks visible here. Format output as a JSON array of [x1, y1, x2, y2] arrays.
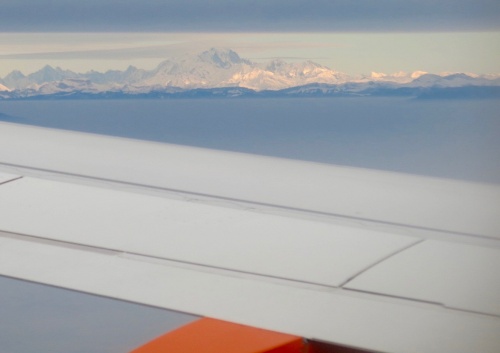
[[35, 79, 109, 95], [363, 71, 428, 83], [135, 49, 348, 90], [370, 72, 386, 79], [198, 48, 250, 68], [2, 48, 499, 94], [411, 71, 428, 79]]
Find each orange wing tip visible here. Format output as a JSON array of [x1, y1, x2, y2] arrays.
[[130, 317, 305, 353]]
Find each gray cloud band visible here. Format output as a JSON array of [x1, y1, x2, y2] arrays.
[[1, 0, 498, 32]]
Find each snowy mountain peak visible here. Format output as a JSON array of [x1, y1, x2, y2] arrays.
[[198, 48, 248, 68], [29, 65, 78, 84], [5, 70, 26, 80], [370, 72, 387, 79], [411, 71, 428, 79], [442, 73, 474, 80], [2, 48, 498, 95], [365, 70, 428, 83], [264, 59, 285, 70]]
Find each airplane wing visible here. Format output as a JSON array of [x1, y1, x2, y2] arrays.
[[1, 121, 499, 353]]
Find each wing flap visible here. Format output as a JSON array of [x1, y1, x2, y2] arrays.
[[0, 176, 418, 287], [345, 240, 500, 316]]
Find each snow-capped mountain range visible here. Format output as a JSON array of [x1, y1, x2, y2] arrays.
[[1, 48, 499, 98]]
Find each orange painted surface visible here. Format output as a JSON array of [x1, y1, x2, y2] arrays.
[[130, 317, 305, 353]]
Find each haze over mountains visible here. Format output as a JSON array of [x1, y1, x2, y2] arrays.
[[1, 48, 499, 99]]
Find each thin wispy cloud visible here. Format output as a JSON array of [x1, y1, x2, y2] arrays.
[[1, 32, 499, 77], [0, 45, 186, 61]]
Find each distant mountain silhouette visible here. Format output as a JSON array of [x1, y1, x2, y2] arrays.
[[1, 49, 499, 99]]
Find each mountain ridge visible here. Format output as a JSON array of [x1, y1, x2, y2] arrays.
[[1, 48, 499, 99]]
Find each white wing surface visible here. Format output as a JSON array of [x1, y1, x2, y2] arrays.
[[1, 121, 499, 353]]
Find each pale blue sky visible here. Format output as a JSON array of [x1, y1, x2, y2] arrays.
[[1, 32, 500, 77], [0, 0, 499, 77]]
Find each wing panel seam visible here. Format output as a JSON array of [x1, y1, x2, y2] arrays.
[[0, 175, 23, 186], [0, 230, 336, 291], [0, 161, 494, 240], [339, 238, 425, 287]]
